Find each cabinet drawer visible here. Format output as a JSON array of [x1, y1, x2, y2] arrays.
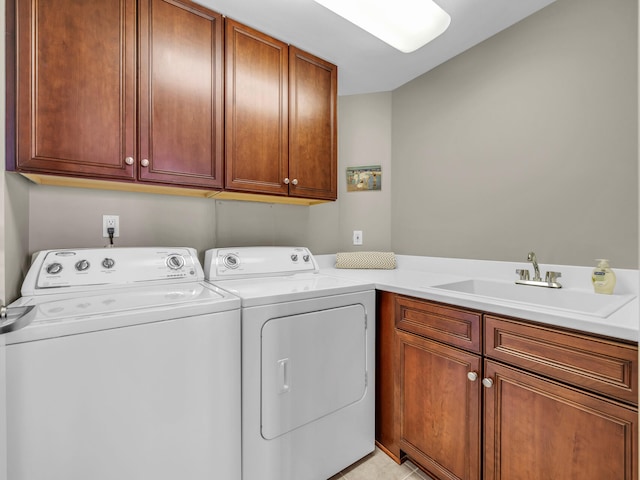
[[395, 296, 481, 353], [485, 315, 638, 405]]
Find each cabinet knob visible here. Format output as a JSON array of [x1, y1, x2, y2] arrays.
[[141, 159, 149, 167], [125, 157, 134, 165], [467, 372, 478, 382], [482, 378, 494, 388], [291, 178, 298, 185], [284, 178, 290, 185]]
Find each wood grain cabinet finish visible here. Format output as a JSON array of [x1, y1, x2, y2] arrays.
[[224, 19, 289, 196], [395, 296, 482, 353], [484, 360, 638, 480], [288, 47, 337, 200], [485, 315, 638, 405], [11, 2, 336, 200], [396, 330, 481, 480], [13, 0, 224, 189], [379, 293, 638, 480], [225, 21, 337, 200], [138, 0, 224, 188], [14, 0, 136, 179], [394, 296, 483, 480], [375, 291, 402, 462]]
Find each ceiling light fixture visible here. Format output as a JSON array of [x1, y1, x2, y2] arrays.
[[312, 0, 451, 53]]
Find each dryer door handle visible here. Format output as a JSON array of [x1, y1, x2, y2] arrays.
[[277, 358, 290, 394]]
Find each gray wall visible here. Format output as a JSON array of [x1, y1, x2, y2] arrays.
[[391, 0, 638, 268], [308, 92, 393, 254]]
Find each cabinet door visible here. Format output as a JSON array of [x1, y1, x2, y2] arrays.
[[15, 0, 136, 179], [484, 360, 638, 480], [288, 47, 337, 200], [225, 19, 289, 196], [396, 330, 481, 480], [138, 0, 224, 188]]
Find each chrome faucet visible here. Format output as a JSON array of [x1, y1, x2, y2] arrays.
[[515, 251, 562, 288], [527, 251, 541, 281]]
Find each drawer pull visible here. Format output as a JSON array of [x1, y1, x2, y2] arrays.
[[482, 378, 494, 388], [467, 371, 478, 382]]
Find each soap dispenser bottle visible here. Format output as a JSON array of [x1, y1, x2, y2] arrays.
[[592, 259, 616, 294]]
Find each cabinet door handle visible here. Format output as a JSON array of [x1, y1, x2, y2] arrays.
[[125, 157, 134, 165], [467, 371, 478, 382], [141, 159, 149, 167], [284, 178, 290, 185], [291, 178, 298, 185], [482, 378, 494, 388]]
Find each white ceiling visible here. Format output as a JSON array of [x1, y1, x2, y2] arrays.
[[196, 0, 557, 96]]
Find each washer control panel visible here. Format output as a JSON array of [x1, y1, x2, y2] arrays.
[[22, 247, 203, 295], [204, 246, 318, 280]]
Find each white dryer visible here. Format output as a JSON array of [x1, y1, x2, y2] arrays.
[[5, 247, 241, 480], [204, 246, 375, 480]]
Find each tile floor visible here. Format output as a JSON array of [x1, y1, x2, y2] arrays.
[[329, 447, 434, 480]]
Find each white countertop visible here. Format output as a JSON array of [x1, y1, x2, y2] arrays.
[[316, 254, 639, 342]]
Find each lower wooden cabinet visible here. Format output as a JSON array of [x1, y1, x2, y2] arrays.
[[484, 360, 637, 480], [376, 293, 639, 480], [396, 330, 481, 480], [375, 291, 401, 461]]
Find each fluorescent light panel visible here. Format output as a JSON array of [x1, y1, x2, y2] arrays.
[[313, 0, 451, 53]]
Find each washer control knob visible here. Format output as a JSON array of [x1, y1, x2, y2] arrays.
[[291, 254, 299, 262], [303, 254, 310, 262], [166, 255, 185, 270], [75, 260, 90, 272], [46, 263, 63, 275], [223, 254, 240, 269], [102, 258, 116, 269]]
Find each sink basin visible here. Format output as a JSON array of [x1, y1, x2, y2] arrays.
[[431, 279, 635, 318]]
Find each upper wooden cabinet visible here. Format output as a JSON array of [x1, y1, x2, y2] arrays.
[[9, 1, 337, 201], [138, 0, 224, 188], [224, 20, 289, 196], [225, 20, 337, 200], [288, 47, 337, 201], [11, 0, 225, 190], [13, 0, 137, 180]]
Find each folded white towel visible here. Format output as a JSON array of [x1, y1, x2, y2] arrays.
[[335, 251, 396, 270]]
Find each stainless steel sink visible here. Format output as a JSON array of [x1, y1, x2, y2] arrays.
[[432, 279, 635, 318]]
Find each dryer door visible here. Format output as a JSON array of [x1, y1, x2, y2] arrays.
[[261, 304, 367, 440]]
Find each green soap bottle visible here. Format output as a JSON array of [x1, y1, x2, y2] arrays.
[[592, 259, 616, 294]]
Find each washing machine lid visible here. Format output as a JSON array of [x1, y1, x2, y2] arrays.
[[211, 272, 373, 307], [6, 282, 240, 344]]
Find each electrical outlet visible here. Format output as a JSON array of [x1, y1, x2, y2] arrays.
[[353, 230, 363, 245], [102, 215, 120, 238]]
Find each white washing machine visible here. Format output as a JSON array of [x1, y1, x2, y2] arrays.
[[204, 246, 376, 480], [5, 247, 241, 480]]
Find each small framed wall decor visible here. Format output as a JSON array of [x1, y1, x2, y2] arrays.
[[346, 165, 382, 192]]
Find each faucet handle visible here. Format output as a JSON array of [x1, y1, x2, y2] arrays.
[[516, 269, 530, 281], [545, 271, 562, 283]]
